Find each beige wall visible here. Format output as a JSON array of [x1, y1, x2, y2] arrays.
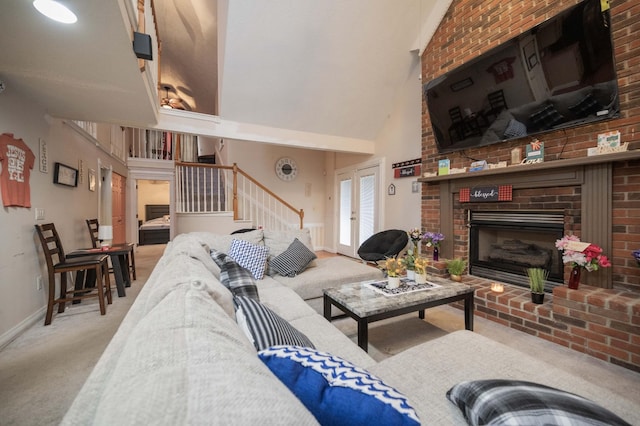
[[0, 86, 127, 345]]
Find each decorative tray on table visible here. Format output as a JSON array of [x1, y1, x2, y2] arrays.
[[365, 278, 441, 296]]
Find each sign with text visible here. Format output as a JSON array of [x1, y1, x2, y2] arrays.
[[392, 158, 422, 178], [460, 185, 513, 203]]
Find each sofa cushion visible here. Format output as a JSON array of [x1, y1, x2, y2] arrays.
[[273, 256, 383, 300], [142, 253, 235, 319], [264, 228, 316, 275], [228, 239, 269, 280], [258, 346, 420, 426], [190, 229, 265, 254], [234, 296, 315, 351], [446, 379, 631, 426], [270, 238, 317, 277], [211, 250, 260, 301], [63, 280, 320, 425]]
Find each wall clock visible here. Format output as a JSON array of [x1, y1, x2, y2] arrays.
[[275, 157, 298, 181]]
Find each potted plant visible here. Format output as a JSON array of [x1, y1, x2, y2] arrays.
[[414, 256, 429, 284], [446, 258, 466, 282], [384, 257, 406, 289], [527, 268, 548, 304]]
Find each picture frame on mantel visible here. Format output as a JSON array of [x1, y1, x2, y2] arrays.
[[53, 162, 78, 187]]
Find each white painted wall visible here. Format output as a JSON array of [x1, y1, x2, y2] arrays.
[[329, 53, 424, 249], [0, 86, 128, 346]]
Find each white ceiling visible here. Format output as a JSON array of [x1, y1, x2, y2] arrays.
[[0, 0, 449, 144]]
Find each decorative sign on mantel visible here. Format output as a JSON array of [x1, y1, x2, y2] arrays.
[[392, 158, 421, 178], [460, 185, 513, 203]]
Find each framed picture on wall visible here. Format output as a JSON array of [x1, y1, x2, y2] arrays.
[[88, 168, 96, 191], [53, 162, 78, 187]]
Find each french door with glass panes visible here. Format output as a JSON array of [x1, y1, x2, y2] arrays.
[[337, 165, 379, 257]]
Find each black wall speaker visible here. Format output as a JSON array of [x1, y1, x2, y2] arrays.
[[133, 32, 153, 60]]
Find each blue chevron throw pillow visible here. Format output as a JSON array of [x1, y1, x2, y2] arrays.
[[258, 346, 420, 426]]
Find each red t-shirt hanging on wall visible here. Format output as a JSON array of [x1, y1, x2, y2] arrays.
[[0, 133, 35, 208]]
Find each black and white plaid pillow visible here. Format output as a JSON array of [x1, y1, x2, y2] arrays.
[[447, 379, 631, 426], [529, 103, 564, 130], [234, 296, 314, 351], [270, 238, 317, 277], [210, 250, 259, 301], [569, 93, 603, 117]]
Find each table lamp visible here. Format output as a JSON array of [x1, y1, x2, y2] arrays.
[[98, 225, 113, 250]]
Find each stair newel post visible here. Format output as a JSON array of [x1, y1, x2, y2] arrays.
[[232, 163, 239, 221], [299, 209, 304, 229]]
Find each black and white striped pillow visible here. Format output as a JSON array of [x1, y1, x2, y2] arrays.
[[234, 296, 314, 351], [447, 379, 631, 426], [270, 238, 317, 277]]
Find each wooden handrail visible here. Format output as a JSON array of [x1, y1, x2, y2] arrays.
[[175, 161, 304, 229]]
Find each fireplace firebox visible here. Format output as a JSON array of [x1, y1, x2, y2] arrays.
[[469, 211, 564, 291]]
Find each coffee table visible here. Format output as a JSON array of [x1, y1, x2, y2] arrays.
[[323, 276, 474, 352]]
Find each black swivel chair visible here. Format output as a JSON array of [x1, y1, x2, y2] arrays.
[[357, 230, 409, 268]]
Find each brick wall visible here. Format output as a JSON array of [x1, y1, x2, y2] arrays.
[[422, 0, 640, 371], [421, 0, 640, 291]]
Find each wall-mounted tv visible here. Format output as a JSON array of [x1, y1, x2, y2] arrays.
[[424, 0, 619, 154]]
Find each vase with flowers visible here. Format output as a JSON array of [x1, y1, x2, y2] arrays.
[[384, 257, 406, 289], [423, 231, 445, 261], [555, 235, 611, 289], [414, 256, 429, 284], [405, 228, 422, 279]]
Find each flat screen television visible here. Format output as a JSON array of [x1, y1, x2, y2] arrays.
[[424, 0, 620, 154]]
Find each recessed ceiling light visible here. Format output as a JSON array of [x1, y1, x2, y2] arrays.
[[33, 0, 77, 24]]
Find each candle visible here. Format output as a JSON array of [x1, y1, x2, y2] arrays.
[[491, 282, 504, 293]]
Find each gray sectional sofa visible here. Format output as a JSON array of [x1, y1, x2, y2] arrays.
[[61, 230, 638, 425]]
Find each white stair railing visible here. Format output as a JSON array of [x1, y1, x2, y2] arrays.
[[175, 162, 304, 231]]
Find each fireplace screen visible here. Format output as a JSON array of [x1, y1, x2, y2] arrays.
[[469, 211, 564, 290]]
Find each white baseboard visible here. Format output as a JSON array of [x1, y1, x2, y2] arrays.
[[0, 307, 46, 350]]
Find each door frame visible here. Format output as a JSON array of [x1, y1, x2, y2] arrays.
[[334, 158, 385, 257], [127, 163, 175, 245]]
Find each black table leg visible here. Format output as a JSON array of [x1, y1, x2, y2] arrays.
[[357, 318, 368, 352], [110, 254, 127, 297], [464, 292, 475, 331], [323, 295, 331, 321]]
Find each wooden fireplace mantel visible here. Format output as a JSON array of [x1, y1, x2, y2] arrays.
[[416, 150, 640, 289], [418, 150, 640, 184]]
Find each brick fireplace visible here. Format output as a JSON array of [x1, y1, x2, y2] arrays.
[[419, 0, 640, 371]]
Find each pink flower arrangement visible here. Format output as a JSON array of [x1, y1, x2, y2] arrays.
[[555, 235, 611, 272]]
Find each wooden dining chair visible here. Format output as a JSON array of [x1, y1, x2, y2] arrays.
[[86, 218, 100, 248], [86, 218, 137, 280], [35, 223, 112, 325]]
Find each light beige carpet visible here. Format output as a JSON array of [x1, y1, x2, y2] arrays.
[[1, 244, 638, 425]]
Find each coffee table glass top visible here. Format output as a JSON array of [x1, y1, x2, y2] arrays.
[[324, 276, 473, 318]]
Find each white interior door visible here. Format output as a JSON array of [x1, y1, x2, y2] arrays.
[[337, 165, 379, 257]]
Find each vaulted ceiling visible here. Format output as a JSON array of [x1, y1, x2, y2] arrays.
[[0, 0, 450, 145]]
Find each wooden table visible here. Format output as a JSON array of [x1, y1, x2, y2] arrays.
[[323, 276, 474, 352], [67, 243, 135, 297]]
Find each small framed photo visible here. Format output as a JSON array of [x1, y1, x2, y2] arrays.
[[88, 168, 96, 191], [53, 162, 78, 187]]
